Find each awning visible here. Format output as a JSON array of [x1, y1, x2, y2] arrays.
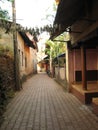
[[54, 0, 84, 25], [51, 0, 85, 39]]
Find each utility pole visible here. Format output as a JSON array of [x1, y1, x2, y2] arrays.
[[12, 0, 21, 90]]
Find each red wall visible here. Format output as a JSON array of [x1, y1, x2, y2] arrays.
[[73, 48, 98, 82]]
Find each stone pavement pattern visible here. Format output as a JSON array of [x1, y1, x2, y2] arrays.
[[0, 73, 98, 130]]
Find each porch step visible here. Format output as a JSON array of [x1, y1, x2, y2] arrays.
[[92, 98, 98, 115], [85, 92, 98, 104], [71, 86, 98, 104]]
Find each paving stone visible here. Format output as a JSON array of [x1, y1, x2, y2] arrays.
[[0, 73, 98, 130]]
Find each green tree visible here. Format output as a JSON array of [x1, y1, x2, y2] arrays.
[[45, 34, 66, 59], [45, 34, 66, 75], [0, 0, 13, 19]]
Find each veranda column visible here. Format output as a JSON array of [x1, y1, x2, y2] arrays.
[[81, 44, 87, 90]]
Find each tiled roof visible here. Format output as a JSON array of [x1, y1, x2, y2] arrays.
[[19, 31, 36, 49]]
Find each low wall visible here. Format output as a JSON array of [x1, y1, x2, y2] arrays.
[[55, 66, 68, 90]]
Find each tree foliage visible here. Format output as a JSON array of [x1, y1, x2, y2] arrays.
[[45, 34, 66, 59], [0, 0, 13, 19], [0, 8, 9, 19]]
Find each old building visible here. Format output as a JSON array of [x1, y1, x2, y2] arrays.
[[51, 0, 98, 113], [18, 31, 38, 81], [0, 20, 38, 89]]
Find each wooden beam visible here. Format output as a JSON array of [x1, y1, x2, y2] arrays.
[[80, 18, 96, 23], [81, 45, 87, 90], [72, 21, 98, 44]]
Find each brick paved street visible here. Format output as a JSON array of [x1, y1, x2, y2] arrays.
[[0, 73, 98, 130]]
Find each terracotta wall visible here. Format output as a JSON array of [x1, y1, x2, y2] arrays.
[[73, 48, 98, 81], [74, 49, 81, 71], [86, 49, 97, 70]]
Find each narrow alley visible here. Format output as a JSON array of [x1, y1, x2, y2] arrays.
[[0, 73, 98, 130]]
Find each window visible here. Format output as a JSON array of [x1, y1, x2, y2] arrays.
[[25, 57, 27, 68]]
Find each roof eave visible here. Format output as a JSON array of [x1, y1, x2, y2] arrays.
[[51, 0, 85, 40], [19, 31, 36, 49]]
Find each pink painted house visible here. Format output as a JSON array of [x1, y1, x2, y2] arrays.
[[51, 0, 98, 109]]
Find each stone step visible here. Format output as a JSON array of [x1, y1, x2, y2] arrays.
[[92, 98, 98, 115]]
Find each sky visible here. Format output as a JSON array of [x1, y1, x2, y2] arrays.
[[16, 0, 56, 27], [0, 0, 57, 60], [0, 0, 56, 28]]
